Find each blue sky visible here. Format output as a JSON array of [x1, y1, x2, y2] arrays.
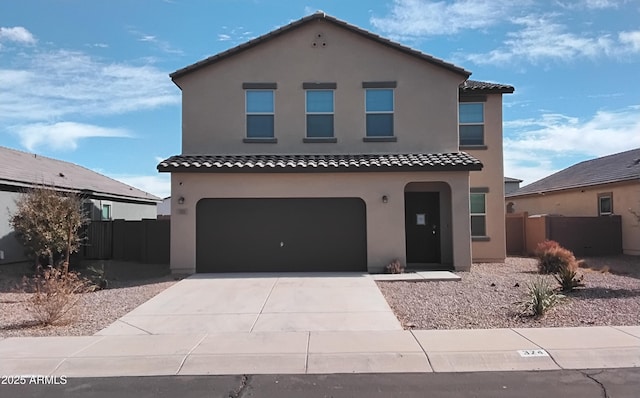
[[1, 0, 639, 198]]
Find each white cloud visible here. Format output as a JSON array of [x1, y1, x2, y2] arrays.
[[9, 122, 130, 152], [583, 0, 621, 8], [504, 105, 640, 184], [139, 35, 157, 42], [370, 0, 528, 37], [557, 0, 623, 9], [0, 49, 179, 123], [464, 15, 621, 65], [217, 26, 254, 44], [619, 30, 640, 52], [463, 15, 640, 65], [108, 173, 171, 199], [129, 29, 183, 54], [0, 26, 36, 45]]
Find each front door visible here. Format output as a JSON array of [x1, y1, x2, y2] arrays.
[[405, 192, 440, 264]]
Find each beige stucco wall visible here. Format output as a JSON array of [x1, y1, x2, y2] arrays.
[[464, 94, 507, 262], [507, 181, 640, 255], [175, 19, 464, 155], [170, 171, 472, 274]]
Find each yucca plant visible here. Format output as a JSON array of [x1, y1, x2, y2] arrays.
[[554, 262, 584, 293], [523, 276, 563, 317]]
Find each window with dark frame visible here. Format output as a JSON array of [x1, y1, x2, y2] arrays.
[[245, 90, 275, 138], [306, 90, 334, 137], [459, 103, 484, 146], [470, 193, 486, 237], [365, 88, 394, 137], [598, 193, 613, 215]]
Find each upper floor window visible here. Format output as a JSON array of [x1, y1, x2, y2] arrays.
[[365, 89, 394, 137], [246, 90, 274, 138], [459, 103, 484, 146], [470, 193, 486, 237], [598, 193, 613, 215], [306, 90, 334, 137]]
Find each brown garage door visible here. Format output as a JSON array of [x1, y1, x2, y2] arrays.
[[196, 198, 367, 272]]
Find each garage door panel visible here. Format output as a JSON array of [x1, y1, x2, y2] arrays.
[[196, 198, 366, 272]]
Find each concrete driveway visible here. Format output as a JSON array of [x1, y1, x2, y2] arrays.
[[98, 273, 402, 335]]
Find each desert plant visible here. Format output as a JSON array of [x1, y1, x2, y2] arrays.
[[85, 264, 108, 290], [22, 266, 93, 326], [534, 240, 577, 274], [554, 261, 584, 293], [10, 186, 88, 272], [522, 276, 563, 317], [385, 259, 405, 274]]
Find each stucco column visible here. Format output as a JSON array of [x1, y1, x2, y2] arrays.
[[170, 175, 197, 275], [448, 174, 472, 271]]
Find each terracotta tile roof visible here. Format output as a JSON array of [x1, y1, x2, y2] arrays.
[[460, 80, 515, 94], [157, 153, 483, 173], [507, 148, 640, 197], [170, 11, 471, 81], [0, 146, 160, 202]]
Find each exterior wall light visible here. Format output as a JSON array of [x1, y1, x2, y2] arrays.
[[382, 195, 388, 203], [178, 196, 185, 205]]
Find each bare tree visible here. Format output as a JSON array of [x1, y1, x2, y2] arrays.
[[10, 186, 87, 273]]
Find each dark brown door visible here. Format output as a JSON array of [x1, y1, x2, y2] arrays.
[[405, 192, 440, 264], [196, 198, 367, 272]]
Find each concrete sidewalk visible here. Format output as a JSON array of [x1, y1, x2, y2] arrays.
[[1, 326, 638, 377]]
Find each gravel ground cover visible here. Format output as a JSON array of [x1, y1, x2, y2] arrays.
[[1, 256, 637, 336], [377, 256, 640, 329], [0, 262, 176, 337]]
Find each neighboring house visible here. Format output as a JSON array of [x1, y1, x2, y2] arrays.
[[158, 12, 513, 274], [157, 196, 171, 218], [506, 148, 640, 255], [504, 177, 523, 195], [0, 146, 161, 264]]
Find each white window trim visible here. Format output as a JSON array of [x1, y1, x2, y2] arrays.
[[598, 193, 613, 216], [245, 89, 275, 138], [459, 102, 485, 146], [305, 89, 334, 138], [365, 88, 394, 137]]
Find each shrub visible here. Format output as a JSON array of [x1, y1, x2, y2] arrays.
[[522, 276, 563, 317], [22, 266, 93, 326], [10, 186, 87, 271], [85, 264, 108, 290], [534, 240, 577, 274], [385, 259, 405, 274], [554, 261, 585, 293]]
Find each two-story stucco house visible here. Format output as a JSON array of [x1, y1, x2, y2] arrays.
[[158, 12, 513, 274]]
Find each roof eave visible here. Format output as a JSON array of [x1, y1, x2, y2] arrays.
[[460, 87, 515, 94], [506, 177, 639, 198], [0, 178, 160, 203], [157, 165, 483, 173]]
